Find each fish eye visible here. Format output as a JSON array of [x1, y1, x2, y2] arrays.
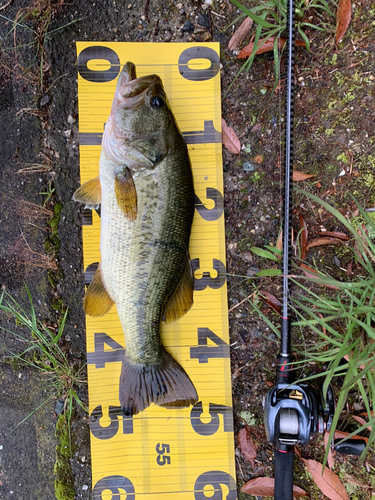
[[151, 96, 164, 108]]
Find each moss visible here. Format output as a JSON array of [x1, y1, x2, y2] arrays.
[[54, 413, 75, 500]]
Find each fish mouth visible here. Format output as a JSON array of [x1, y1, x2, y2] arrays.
[[114, 61, 163, 109]]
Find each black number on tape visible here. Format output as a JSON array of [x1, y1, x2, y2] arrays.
[[156, 443, 171, 466], [194, 471, 236, 500], [178, 46, 220, 81], [84, 262, 98, 285], [190, 402, 233, 436], [190, 328, 229, 363], [195, 188, 224, 221], [77, 46, 120, 83], [90, 405, 133, 439], [192, 259, 226, 291], [93, 475, 135, 499], [87, 332, 125, 369]]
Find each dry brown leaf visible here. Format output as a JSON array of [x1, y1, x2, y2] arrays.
[[293, 171, 316, 181], [276, 230, 283, 253], [238, 36, 306, 59], [221, 118, 241, 154], [253, 155, 263, 163], [334, 429, 368, 444], [303, 459, 349, 500], [299, 214, 308, 260], [306, 237, 345, 250], [317, 231, 350, 240], [300, 263, 339, 290], [241, 477, 307, 497], [345, 474, 370, 489], [259, 290, 282, 316], [237, 426, 258, 467], [352, 415, 373, 431], [324, 430, 335, 470], [228, 17, 253, 50], [336, 0, 352, 44]]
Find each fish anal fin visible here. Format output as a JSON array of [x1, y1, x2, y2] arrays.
[[119, 347, 198, 416], [73, 177, 101, 209], [164, 257, 194, 324], [83, 266, 114, 317], [115, 167, 137, 220]]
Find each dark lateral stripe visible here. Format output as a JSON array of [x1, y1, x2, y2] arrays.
[[79, 120, 221, 146]]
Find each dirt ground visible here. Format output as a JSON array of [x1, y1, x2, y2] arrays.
[[0, 0, 374, 498]]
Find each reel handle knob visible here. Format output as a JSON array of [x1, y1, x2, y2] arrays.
[[334, 438, 367, 456]]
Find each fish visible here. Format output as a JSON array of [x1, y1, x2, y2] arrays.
[[74, 62, 198, 416]]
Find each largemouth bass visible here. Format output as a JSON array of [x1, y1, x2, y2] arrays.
[[74, 62, 198, 416]]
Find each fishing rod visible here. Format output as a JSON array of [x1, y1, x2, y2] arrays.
[[262, 1, 336, 499]]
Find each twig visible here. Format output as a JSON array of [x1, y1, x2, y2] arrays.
[[0, 0, 13, 11]]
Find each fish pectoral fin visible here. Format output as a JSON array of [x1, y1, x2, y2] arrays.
[[73, 176, 101, 209], [115, 167, 137, 220], [83, 266, 114, 316], [164, 256, 194, 324]]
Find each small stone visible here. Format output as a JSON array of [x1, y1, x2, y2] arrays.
[[63, 129, 72, 137], [246, 266, 259, 277], [164, 31, 172, 41], [67, 114, 76, 124], [178, 8, 185, 14], [54, 399, 65, 415], [182, 20, 194, 32], [242, 161, 255, 172], [140, 15, 145, 21], [334, 256, 341, 268], [40, 95, 51, 107], [177, 2, 183, 8], [127, 3, 131, 7], [82, 485, 89, 491]]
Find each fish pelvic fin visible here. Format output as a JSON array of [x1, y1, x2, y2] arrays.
[[115, 167, 137, 220], [73, 176, 101, 209], [119, 347, 198, 416], [164, 256, 194, 324], [83, 265, 115, 316]]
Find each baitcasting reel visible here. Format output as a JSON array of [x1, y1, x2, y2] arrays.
[[264, 376, 335, 447]]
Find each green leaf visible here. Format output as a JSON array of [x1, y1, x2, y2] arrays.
[[250, 246, 280, 261], [256, 269, 281, 277], [229, 0, 277, 28]]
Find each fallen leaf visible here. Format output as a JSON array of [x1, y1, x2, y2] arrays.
[[317, 231, 350, 240], [241, 477, 307, 497], [306, 237, 345, 250], [300, 263, 339, 290], [293, 171, 316, 181], [352, 415, 372, 431], [345, 474, 370, 489], [359, 410, 374, 417], [299, 214, 308, 260], [253, 155, 263, 163], [334, 429, 368, 444], [237, 426, 258, 467], [324, 431, 335, 469], [221, 118, 241, 154], [336, 0, 352, 44], [303, 459, 349, 500], [276, 230, 283, 252], [238, 36, 306, 59], [259, 290, 282, 316], [228, 17, 253, 50], [346, 260, 353, 276]]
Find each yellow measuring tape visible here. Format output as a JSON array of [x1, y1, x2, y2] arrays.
[[76, 42, 236, 499]]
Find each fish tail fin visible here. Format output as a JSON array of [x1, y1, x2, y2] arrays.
[[119, 347, 198, 416]]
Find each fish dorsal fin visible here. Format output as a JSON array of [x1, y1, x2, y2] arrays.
[[84, 265, 114, 317], [73, 176, 101, 209], [164, 256, 194, 324], [115, 167, 137, 220]]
